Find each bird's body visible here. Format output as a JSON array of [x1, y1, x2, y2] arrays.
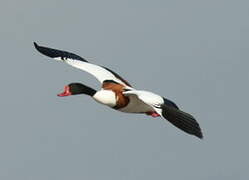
[[34, 42, 203, 139], [119, 94, 154, 114], [93, 90, 117, 107]]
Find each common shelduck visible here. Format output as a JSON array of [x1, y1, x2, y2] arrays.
[[34, 42, 203, 139]]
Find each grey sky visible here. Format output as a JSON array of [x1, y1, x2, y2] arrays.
[[1, 0, 248, 179]]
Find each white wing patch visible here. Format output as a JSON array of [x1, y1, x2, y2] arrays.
[[65, 59, 127, 86]]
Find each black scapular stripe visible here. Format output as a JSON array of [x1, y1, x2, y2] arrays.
[[102, 66, 132, 87]]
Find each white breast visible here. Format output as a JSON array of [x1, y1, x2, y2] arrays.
[[93, 90, 116, 107]]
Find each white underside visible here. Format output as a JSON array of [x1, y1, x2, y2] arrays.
[[93, 89, 164, 115], [122, 90, 164, 115], [118, 94, 154, 113]]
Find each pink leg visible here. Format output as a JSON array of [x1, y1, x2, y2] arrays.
[[146, 111, 161, 118]]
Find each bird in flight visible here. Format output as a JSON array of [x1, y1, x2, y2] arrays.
[[34, 42, 203, 139]]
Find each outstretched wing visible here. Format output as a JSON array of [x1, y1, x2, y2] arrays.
[[123, 90, 203, 139], [34, 42, 132, 87], [160, 104, 203, 139]]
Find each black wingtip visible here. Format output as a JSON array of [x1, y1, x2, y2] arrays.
[[199, 132, 204, 139], [33, 42, 37, 46], [33, 42, 40, 52], [33, 42, 88, 62], [34, 42, 42, 52], [161, 104, 203, 139], [33, 41, 53, 57]]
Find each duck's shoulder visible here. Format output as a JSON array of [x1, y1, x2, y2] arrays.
[[101, 80, 130, 109], [102, 80, 126, 91]]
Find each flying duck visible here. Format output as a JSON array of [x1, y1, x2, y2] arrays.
[[34, 42, 203, 139]]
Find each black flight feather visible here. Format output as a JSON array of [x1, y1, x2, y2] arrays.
[[161, 104, 203, 139], [163, 97, 179, 109], [34, 42, 87, 62]]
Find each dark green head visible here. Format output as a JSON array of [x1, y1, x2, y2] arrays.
[[57, 83, 96, 97]]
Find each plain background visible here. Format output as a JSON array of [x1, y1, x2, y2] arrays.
[[1, 0, 248, 179]]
